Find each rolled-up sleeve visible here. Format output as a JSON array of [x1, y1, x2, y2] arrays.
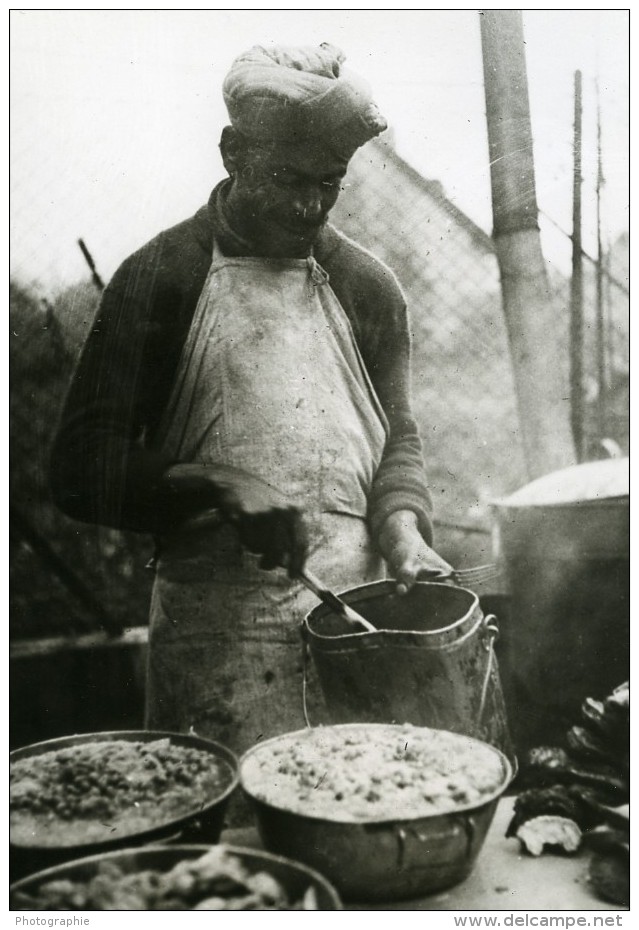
[[365, 294, 434, 547]]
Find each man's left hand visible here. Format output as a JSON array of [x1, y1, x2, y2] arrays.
[[378, 510, 453, 595]]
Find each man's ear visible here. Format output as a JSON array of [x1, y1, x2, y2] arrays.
[[219, 126, 244, 177]]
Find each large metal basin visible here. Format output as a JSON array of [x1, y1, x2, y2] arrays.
[[10, 844, 342, 910], [10, 730, 239, 881], [240, 724, 513, 902]]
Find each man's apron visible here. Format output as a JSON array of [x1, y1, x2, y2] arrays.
[[145, 243, 388, 756]]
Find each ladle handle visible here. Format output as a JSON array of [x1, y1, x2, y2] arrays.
[[298, 570, 377, 633]]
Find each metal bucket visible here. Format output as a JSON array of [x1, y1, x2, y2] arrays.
[[303, 580, 515, 767]]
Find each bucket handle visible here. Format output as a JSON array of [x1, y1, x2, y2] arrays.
[[477, 615, 499, 727], [301, 624, 314, 728]]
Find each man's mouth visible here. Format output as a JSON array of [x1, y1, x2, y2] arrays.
[[273, 218, 323, 238]]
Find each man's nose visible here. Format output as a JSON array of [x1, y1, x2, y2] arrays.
[[293, 188, 324, 221]]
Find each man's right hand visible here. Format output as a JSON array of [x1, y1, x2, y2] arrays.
[[161, 463, 309, 577]]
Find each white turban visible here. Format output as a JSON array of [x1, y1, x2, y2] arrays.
[[222, 42, 387, 157]]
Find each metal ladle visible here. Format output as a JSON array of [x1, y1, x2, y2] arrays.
[[298, 569, 377, 633]]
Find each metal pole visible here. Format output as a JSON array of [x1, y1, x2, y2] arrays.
[[570, 70, 584, 461]]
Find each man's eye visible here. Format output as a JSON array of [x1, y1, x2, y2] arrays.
[[273, 172, 294, 186]]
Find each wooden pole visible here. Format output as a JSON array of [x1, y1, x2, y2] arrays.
[[570, 70, 585, 461], [78, 238, 105, 292], [595, 89, 607, 437], [480, 10, 576, 478]]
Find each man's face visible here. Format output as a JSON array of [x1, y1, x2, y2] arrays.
[[224, 138, 349, 258]]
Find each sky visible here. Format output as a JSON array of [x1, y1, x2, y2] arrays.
[[10, 9, 629, 293]]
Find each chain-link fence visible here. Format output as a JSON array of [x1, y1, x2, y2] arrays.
[[10, 137, 628, 639], [333, 140, 628, 533], [10, 279, 154, 640]]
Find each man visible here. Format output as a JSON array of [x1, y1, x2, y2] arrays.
[[50, 43, 451, 755]]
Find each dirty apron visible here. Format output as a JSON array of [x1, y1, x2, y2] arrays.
[[145, 242, 388, 756]]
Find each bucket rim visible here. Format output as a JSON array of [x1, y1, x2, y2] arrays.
[[303, 579, 480, 639]]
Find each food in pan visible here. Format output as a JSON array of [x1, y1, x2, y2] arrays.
[[10, 739, 234, 847], [241, 724, 506, 821], [10, 846, 321, 910]]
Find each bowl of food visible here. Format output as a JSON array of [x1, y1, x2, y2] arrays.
[[10, 730, 239, 879], [240, 723, 513, 901], [9, 844, 342, 910]]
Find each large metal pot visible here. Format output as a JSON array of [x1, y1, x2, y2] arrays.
[[239, 724, 513, 902], [492, 458, 629, 753], [10, 730, 239, 881], [9, 844, 342, 910]]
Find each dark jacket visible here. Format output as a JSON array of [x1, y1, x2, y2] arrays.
[[50, 184, 434, 547]]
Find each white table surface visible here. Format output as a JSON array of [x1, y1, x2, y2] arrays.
[[222, 796, 625, 911]]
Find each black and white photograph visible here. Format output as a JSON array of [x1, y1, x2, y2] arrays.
[[9, 8, 629, 917]]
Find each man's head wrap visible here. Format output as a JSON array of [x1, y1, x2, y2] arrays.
[[222, 42, 387, 159]]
